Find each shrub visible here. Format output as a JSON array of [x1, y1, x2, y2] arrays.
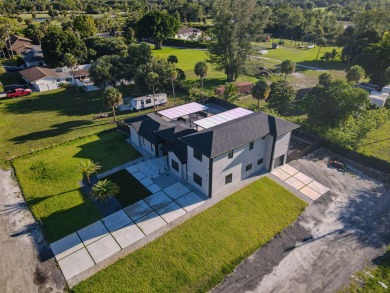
[[163, 38, 209, 49]]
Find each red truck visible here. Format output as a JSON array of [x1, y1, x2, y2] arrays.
[[6, 88, 32, 98]]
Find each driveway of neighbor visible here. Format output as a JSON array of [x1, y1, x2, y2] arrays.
[[0, 169, 65, 293], [214, 148, 390, 293]]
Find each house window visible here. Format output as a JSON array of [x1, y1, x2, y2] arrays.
[[171, 160, 179, 171], [246, 164, 252, 171], [225, 173, 232, 184], [56, 79, 60, 82], [228, 150, 233, 159], [66, 78, 72, 82], [249, 141, 254, 150], [146, 99, 152, 104], [257, 158, 264, 165], [193, 173, 202, 186], [193, 149, 202, 162]]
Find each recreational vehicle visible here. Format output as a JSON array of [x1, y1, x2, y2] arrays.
[[131, 93, 168, 111]]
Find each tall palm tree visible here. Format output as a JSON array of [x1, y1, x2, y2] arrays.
[[102, 87, 123, 122], [252, 80, 270, 110], [194, 61, 208, 89], [64, 53, 79, 94], [146, 72, 159, 108], [221, 83, 240, 103], [168, 67, 178, 106], [280, 59, 296, 84], [76, 160, 102, 186], [90, 179, 120, 203]]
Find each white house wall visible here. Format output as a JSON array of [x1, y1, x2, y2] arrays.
[[271, 132, 291, 169], [186, 146, 210, 196], [130, 127, 140, 147], [168, 152, 186, 180], [211, 135, 268, 196], [140, 136, 156, 157]]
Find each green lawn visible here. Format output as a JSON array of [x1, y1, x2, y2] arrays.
[[356, 120, 390, 163], [73, 177, 307, 292], [12, 130, 140, 242], [105, 170, 151, 206]]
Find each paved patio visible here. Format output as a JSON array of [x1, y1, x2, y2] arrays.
[[271, 164, 329, 202]]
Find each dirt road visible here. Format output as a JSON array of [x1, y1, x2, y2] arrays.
[[214, 148, 390, 293], [0, 169, 65, 293]]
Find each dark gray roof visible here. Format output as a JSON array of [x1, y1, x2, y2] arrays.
[[164, 141, 188, 164], [180, 112, 299, 158], [155, 124, 196, 144], [23, 45, 44, 62], [129, 113, 172, 144]]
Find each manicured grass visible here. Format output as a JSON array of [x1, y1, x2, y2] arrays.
[[105, 170, 151, 206], [357, 120, 390, 163], [73, 177, 307, 292], [12, 130, 140, 242]]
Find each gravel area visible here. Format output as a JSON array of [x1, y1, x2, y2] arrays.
[[213, 148, 390, 293], [0, 169, 65, 293]]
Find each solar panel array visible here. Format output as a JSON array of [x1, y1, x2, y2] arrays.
[[194, 107, 253, 129], [158, 102, 209, 120]]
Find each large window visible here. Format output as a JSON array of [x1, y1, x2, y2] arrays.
[[146, 99, 152, 104], [225, 173, 232, 184], [193, 173, 202, 186], [249, 141, 254, 150], [228, 150, 233, 159], [171, 159, 179, 171], [193, 149, 202, 162], [246, 163, 252, 171], [257, 158, 263, 165]]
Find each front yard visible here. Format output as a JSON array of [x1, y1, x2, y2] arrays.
[[12, 130, 140, 242], [73, 177, 307, 292]]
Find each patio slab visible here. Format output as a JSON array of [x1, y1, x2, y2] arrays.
[[308, 181, 329, 195], [86, 235, 121, 264], [163, 182, 191, 200], [111, 222, 145, 249], [285, 176, 306, 190], [279, 164, 300, 176], [132, 171, 146, 180], [293, 172, 314, 185], [156, 201, 187, 223], [101, 210, 132, 232], [135, 211, 167, 235], [139, 177, 154, 187], [175, 192, 205, 212], [50, 232, 84, 261], [77, 221, 109, 246], [146, 184, 161, 193], [300, 186, 321, 200], [124, 200, 154, 221], [271, 168, 291, 181], [143, 191, 173, 210], [125, 166, 139, 174], [58, 248, 94, 280]]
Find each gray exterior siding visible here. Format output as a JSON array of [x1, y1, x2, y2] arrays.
[[168, 152, 186, 180], [186, 146, 210, 196], [271, 132, 291, 169]]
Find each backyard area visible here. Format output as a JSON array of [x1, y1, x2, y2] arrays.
[[12, 130, 140, 242], [73, 176, 307, 292]]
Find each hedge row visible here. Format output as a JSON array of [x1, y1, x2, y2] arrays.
[[163, 38, 209, 49]]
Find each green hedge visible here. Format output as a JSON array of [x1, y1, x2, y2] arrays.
[[163, 38, 209, 49]]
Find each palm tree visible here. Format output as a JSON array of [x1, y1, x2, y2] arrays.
[[221, 83, 240, 103], [146, 72, 159, 108], [330, 48, 338, 61], [76, 160, 102, 186], [102, 87, 123, 122], [280, 60, 296, 84], [252, 80, 270, 110], [90, 179, 120, 203], [64, 53, 79, 94], [167, 55, 178, 64], [194, 61, 208, 89], [316, 37, 327, 60], [168, 67, 178, 106]]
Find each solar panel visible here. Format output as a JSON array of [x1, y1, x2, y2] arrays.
[[158, 102, 209, 120], [194, 107, 253, 129]]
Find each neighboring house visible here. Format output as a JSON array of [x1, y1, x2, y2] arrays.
[[124, 101, 299, 197], [8, 35, 33, 55], [22, 45, 46, 67], [175, 27, 203, 41], [19, 64, 98, 92]]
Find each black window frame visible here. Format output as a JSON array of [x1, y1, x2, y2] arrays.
[[171, 159, 179, 171], [257, 158, 263, 165], [249, 141, 254, 150], [228, 150, 233, 159], [225, 173, 232, 184], [246, 163, 252, 171], [193, 149, 202, 162], [193, 172, 202, 186], [145, 99, 152, 104]]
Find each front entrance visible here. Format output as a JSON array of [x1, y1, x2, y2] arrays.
[[274, 155, 285, 168]]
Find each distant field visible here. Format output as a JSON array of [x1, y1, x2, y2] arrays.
[[74, 177, 307, 292]]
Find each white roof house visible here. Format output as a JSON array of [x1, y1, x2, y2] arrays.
[[175, 27, 203, 41]]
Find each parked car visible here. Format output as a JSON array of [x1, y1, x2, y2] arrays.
[[6, 88, 32, 98]]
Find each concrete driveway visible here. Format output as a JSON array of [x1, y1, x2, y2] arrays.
[[0, 169, 65, 293], [213, 148, 390, 293]]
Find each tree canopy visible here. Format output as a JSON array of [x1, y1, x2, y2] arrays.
[[252, 80, 270, 110], [267, 80, 296, 112], [73, 15, 97, 38]]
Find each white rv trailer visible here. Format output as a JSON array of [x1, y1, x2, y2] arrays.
[[131, 93, 168, 111]]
